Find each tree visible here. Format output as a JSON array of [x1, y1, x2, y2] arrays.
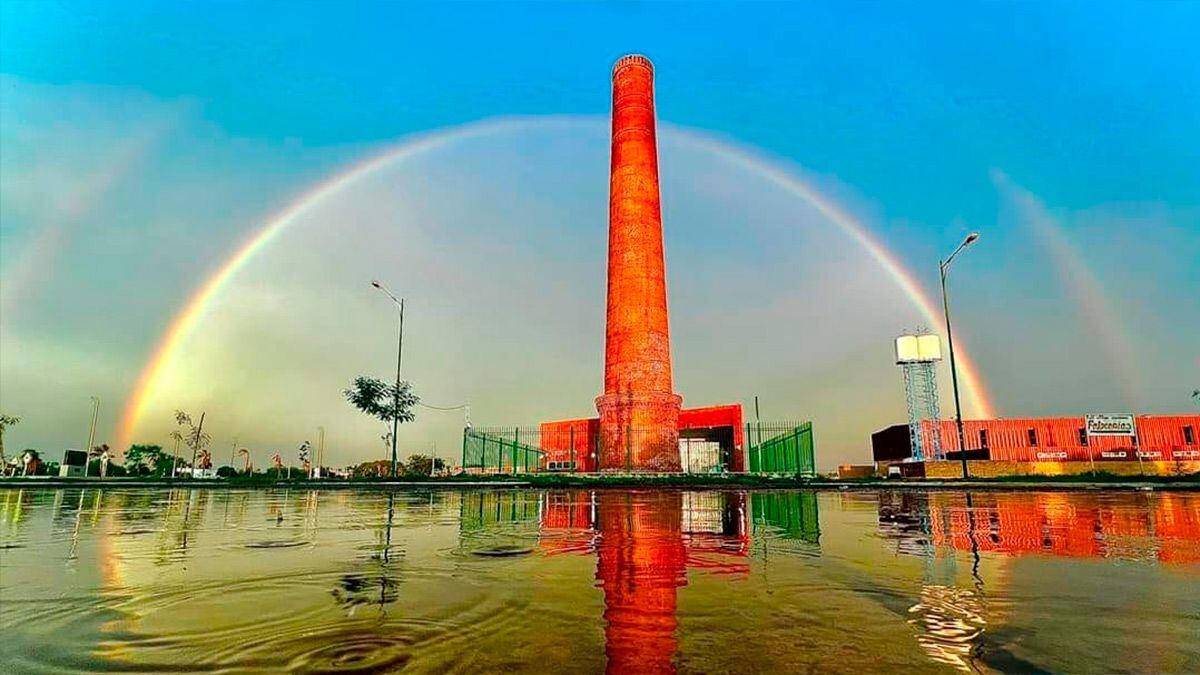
[[20, 449, 41, 476], [89, 444, 115, 478], [126, 444, 170, 476], [404, 454, 444, 476], [344, 377, 419, 424], [345, 376, 418, 477], [168, 429, 186, 474], [298, 440, 312, 477], [0, 414, 19, 463], [174, 410, 211, 474], [352, 459, 393, 479]]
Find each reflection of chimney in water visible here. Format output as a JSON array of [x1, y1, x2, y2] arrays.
[[595, 491, 686, 674]]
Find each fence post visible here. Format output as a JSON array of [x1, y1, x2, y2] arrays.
[[569, 427, 575, 471], [513, 427, 519, 475], [746, 423, 753, 472], [806, 423, 815, 475], [794, 428, 802, 475], [757, 419, 764, 470], [462, 428, 468, 472]]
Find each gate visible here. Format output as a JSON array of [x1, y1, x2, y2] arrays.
[[747, 422, 815, 475]]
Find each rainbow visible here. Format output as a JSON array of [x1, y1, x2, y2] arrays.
[[117, 117, 994, 449], [678, 128, 996, 418], [991, 170, 1141, 408]]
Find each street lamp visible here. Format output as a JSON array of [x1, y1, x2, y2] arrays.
[[371, 280, 404, 479], [83, 396, 99, 478], [940, 232, 979, 479]]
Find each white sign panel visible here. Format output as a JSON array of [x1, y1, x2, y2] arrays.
[[1085, 414, 1136, 437], [895, 334, 943, 363]]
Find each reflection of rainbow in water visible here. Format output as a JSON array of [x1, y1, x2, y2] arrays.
[[117, 117, 996, 450]]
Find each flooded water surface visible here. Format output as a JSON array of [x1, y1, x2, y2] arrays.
[[1, 487, 1198, 673]]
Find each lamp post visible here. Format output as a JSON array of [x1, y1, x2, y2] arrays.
[[83, 396, 99, 478], [316, 426, 325, 479], [940, 232, 979, 479], [371, 280, 404, 479]]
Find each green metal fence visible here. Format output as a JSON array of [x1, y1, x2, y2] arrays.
[[747, 422, 815, 475], [462, 421, 815, 474], [462, 427, 546, 474]]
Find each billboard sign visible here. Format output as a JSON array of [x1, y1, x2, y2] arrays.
[[1085, 414, 1136, 437]]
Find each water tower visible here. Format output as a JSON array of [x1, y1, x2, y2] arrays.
[[895, 333, 944, 461]]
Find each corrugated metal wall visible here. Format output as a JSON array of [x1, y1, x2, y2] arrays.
[[921, 414, 1200, 462]]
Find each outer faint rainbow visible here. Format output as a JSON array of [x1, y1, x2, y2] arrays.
[[118, 117, 995, 450], [991, 170, 1140, 407]]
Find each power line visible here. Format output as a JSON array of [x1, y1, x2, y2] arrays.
[[418, 402, 468, 411]]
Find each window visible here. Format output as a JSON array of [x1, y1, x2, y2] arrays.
[[1078, 428, 1088, 446], [1185, 426, 1195, 445], [978, 429, 989, 450], [1027, 428, 1038, 447]]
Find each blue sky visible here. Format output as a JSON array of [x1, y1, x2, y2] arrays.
[[6, 2, 1197, 217], [1, 2, 1197, 465]]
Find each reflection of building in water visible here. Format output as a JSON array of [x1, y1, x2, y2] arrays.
[[876, 491, 1000, 673], [458, 490, 811, 672], [927, 492, 1200, 565], [877, 491, 1200, 566], [877, 491, 1200, 671], [457, 490, 756, 570]]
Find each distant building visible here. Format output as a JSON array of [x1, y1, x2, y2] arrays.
[[873, 414, 1200, 464], [59, 449, 88, 477]]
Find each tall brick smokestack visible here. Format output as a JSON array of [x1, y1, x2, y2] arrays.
[[595, 54, 682, 472]]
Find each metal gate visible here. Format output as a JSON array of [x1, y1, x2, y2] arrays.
[[747, 422, 815, 475]]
